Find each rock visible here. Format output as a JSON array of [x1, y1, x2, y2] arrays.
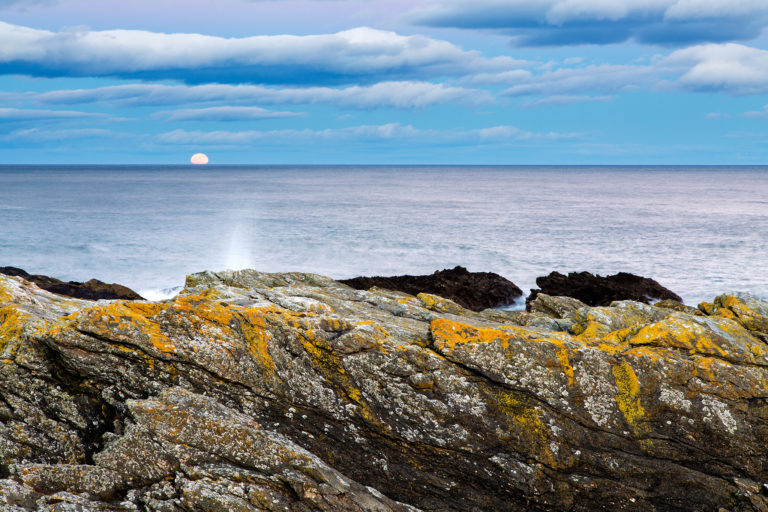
[[0, 267, 143, 301], [2, 270, 768, 511], [339, 266, 522, 312], [527, 271, 682, 309], [654, 299, 703, 316]]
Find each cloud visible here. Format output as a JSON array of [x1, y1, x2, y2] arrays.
[[501, 64, 659, 96], [489, 43, 768, 97], [461, 70, 533, 85], [157, 124, 423, 144], [665, 43, 768, 95], [2, 128, 115, 141], [0, 22, 518, 84], [411, 0, 768, 46], [741, 106, 768, 118], [521, 95, 615, 107], [152, 106, 304, 122], [8, 81, 492, 110], [470, 125, 585, 140], [0, 107, 104, 121], [157, 123, 583, 145]]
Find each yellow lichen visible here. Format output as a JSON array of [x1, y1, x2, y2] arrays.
[[612, 361, 647, 434], [418, 293, 467, 315], [237, 308, 276, 376], [296, 327, 382, 426], [490, 387, 556, 466], [555, 348, 575, 387]]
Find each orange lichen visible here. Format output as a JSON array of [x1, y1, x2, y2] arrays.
[[74, 302, 177, 355], [628, 317, 730, 359], [169, 294, 235, 328], [0, 305, 30, 353], [430, 319, 510, 351]]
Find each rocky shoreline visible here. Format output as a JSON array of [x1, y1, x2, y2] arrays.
[[1, 268, 767, 511]]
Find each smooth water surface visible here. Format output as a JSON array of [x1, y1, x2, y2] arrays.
[[1, 165, 766, 304]]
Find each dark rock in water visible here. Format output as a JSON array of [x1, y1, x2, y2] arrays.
[[0, 266, 143, 301], [339, 265, 522, 311], [2, 270, 768, 511], [527, 271, 682, 309]]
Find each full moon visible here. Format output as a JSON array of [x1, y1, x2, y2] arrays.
[[190, 153, 209, 165]]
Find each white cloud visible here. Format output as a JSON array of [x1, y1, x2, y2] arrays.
[[153, 106, 304, 122], [521, 95, 614, 107], [412, 0, 768, 46], [741, 106, 768, 118], [664, 0, 768, 19], [3, 127, 114, 141], [502, 64, 659, 96], [6, 81, 493, 110], [461, 70, 533, 85], [0, 22, 519, 83], [157, 124, 423, 144], [666, 43, 768, 94], [157, 123, 583, 145], [0, 107, 104, 121]]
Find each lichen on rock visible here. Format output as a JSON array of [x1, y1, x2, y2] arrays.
[[1, 271, 768, 511]]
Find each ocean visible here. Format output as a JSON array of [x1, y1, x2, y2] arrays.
[[1, 165, 766, 305]]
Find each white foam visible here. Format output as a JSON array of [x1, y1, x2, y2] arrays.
[[496, 295, 527, 311], [140, 286, 183, 301]]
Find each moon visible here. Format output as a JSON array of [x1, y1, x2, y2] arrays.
[[190, 153, 209, 165]]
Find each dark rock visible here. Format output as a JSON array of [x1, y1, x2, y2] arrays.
[[0, 266, 143, 301], [339, 265, 522, 311], [527, 271, 682, 310]]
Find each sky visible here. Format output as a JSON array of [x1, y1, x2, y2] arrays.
[[2, 0, 768, 164]]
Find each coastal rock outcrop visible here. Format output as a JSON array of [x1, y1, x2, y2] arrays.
[[0, 267, 143, 301], [527, 271, 682, 309], [1, 270, 768, 511], [340, 265, 522, 311]]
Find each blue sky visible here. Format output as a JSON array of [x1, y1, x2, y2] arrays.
[[2, 0, 768, 164]]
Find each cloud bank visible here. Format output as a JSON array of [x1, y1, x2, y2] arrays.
[[412, 0, 768, 46], [7, 81, 492, 110], [0, 22, 518, 84], [157, 123, 583, 145]]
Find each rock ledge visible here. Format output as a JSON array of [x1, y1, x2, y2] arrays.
[[1, 270, 767, 511]]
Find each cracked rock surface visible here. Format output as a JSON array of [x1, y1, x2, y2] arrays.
[[1, 270, 767, 511]]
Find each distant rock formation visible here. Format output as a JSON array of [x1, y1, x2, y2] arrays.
[[527, 271, 682, 309], [339, 265, 522, 311], [0, 266, 143, 301], [1, 269, 767, 510]]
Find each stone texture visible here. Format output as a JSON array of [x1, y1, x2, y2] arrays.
[[339, 265, 522, 311], [0, 267, 144, 301], [527, 271, 682, 309], [1, 270, 768, 511]]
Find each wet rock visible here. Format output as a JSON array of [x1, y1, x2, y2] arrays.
[[339, 265, 522, 312], [1, 271, 768, 511], [0, 267, 143, 301], [527, 271, 682, 309]]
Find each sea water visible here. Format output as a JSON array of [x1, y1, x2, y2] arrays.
[[0, 165, 766, 305]]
